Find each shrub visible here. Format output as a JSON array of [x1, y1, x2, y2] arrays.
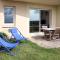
[[0, 32, 8, 39]]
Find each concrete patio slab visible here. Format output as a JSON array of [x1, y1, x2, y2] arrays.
[[29, 37, 60, 48]]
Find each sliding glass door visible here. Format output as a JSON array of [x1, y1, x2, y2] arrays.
[[29, 9, 41, 33], [29, 9, 50, 33]]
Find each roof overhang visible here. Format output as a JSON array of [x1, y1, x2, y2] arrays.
[[13, 0, 60, 5], [2, 0, 60, 6]]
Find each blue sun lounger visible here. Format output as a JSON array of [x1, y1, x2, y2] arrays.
[[9, 27, 27, 42], [0, 37, 18, 55]]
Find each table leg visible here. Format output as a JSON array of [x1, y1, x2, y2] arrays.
[[49, 31, 51, 40], [49, 31, 53, 40]]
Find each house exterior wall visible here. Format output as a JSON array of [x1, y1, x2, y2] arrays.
[[56, 6, 60, 27], [0, 1, 57, 37]]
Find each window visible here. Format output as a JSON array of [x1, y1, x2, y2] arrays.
[[4, 6, 15, 23], [29, 9, 50, 33]]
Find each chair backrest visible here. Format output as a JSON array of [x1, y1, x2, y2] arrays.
[[9, 27, 26, 41], [55, 28, 60, 34]]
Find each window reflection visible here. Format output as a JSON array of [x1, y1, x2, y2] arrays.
[[4, 7, 15, 23]]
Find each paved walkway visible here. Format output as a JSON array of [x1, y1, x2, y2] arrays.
[[29, 36, 60, 48]]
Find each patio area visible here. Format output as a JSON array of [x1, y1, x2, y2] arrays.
[[29, 36, 60, 48]]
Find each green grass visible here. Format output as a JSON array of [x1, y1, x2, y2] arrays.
[[0, 40, 60, 60]]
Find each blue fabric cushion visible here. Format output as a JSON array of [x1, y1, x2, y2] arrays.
[[0, 37, 18, 49]]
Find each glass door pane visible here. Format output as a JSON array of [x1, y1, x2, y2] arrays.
[[41, 10, 49, 28], [29, 9, 40, 33]]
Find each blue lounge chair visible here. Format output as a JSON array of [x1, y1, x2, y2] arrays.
[[0, 37, 18, 55], [9, 27, 27, 42]]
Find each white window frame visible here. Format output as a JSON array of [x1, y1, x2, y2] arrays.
[[3, 6, 16, 27]]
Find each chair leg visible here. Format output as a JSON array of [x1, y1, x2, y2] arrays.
[[4, 47, 16, 56]]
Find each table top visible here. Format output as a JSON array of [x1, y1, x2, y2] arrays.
[[42, 28, 56, 31]]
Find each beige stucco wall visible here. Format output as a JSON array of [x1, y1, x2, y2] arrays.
[[0, 1, 57, 37], [56, 6, 60, 27]]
